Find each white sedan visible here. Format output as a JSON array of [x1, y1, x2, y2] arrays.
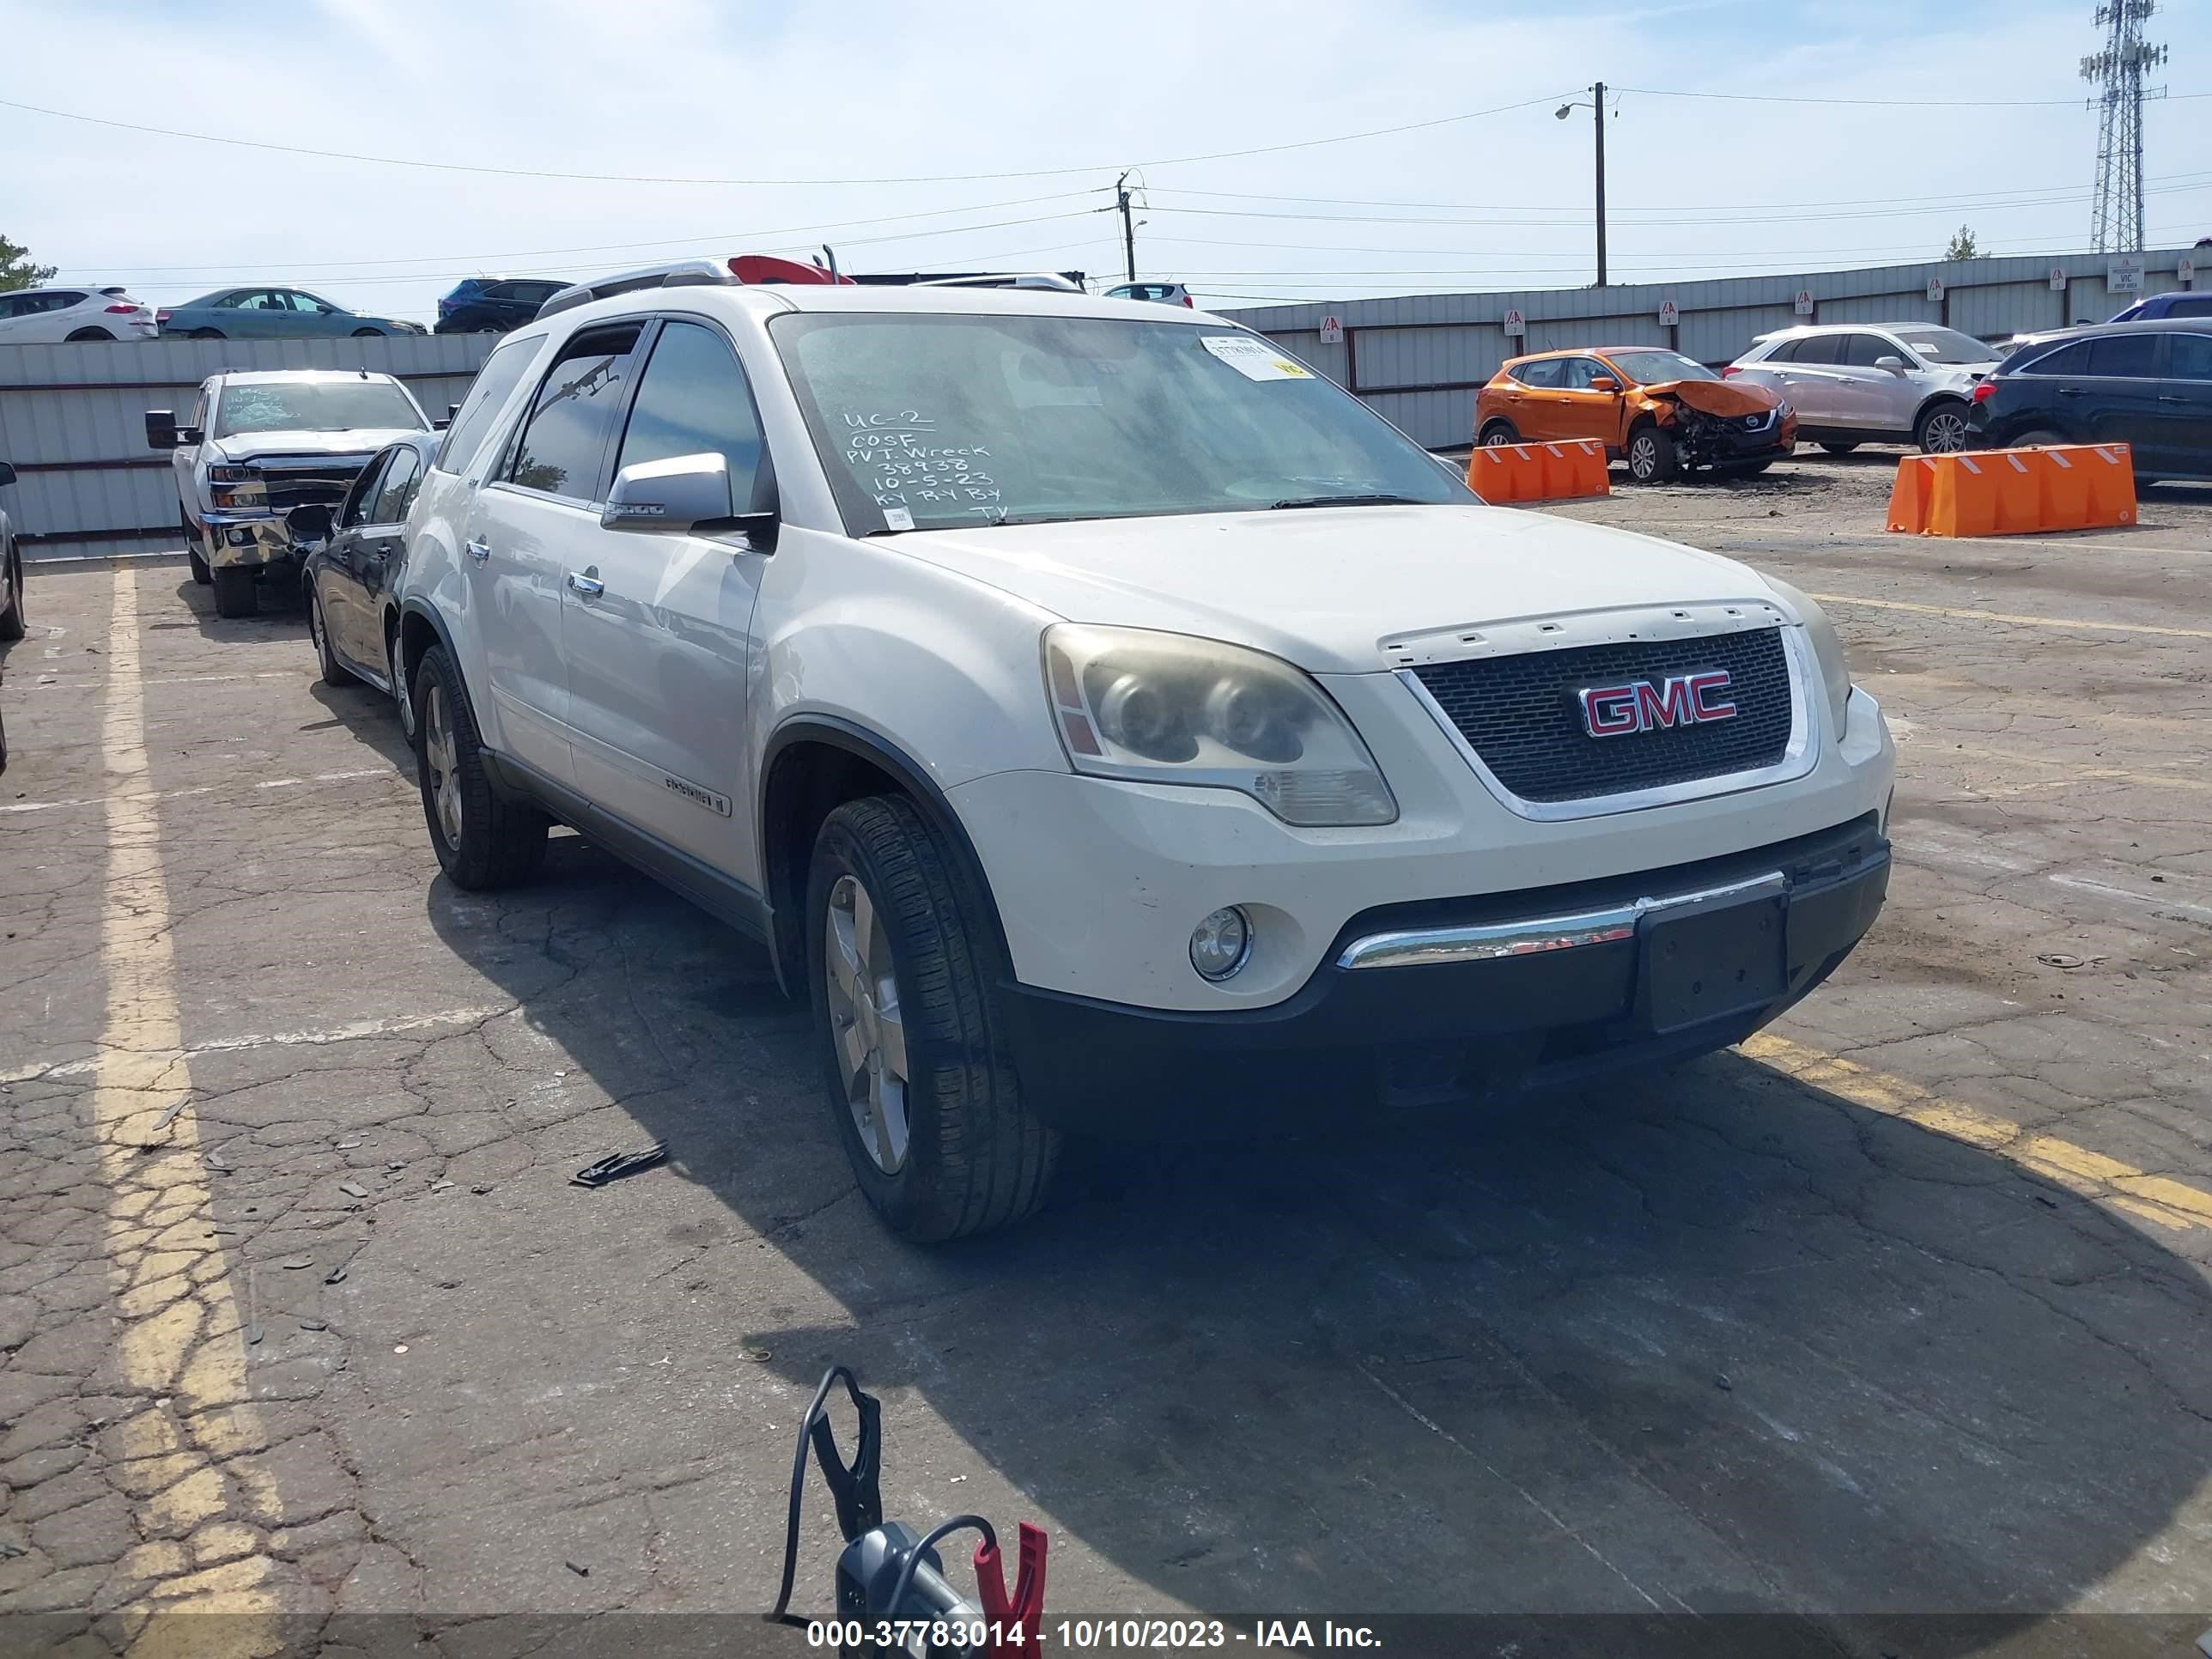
[[0, 286, 160, 345]]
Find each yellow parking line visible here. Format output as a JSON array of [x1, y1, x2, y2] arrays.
[[1810, 592, 2212, 641], [89, 566, 286, 1634], [1742, 1034, 2212, 1233]]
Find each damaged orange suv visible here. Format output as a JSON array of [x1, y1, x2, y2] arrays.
[[1475, 346, 1795, 483]]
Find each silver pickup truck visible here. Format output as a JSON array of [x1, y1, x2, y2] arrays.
[[148, 369, 433, 618]]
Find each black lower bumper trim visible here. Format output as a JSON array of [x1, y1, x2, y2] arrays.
[[998, 813, 1888, 1131]]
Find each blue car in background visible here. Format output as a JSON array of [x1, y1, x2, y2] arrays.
[[156, 287, 422, 339], [434, 276, 570, 333], [2108, 290, 2212, 323]]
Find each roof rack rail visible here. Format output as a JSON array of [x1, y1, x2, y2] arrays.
[[913, 272, 1084, 293], [536, 253, 854, 320]]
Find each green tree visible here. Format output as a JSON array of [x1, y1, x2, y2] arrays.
[[1, 234, 58, 292], [1943, 225, 1979, 261]]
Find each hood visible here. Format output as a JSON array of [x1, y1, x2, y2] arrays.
[[1643, 379, 1781, 416], [891, 505, 1787, 674], [210, 428, 424, 462]]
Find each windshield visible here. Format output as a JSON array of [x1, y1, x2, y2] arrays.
[[1895, 327, 1997, 365], [1599, 350, 1719, 385], [214, 381, 426, 439], [772, 313, 1472, 531]]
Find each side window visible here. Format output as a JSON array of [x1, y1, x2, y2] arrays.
[[434, 336, 541, 475], [506, 324, 644, 501], [2169, 297, 2212, 319], [2086, 334, 2159, 378], [372, 448, 422, 524], [288, 292, 334, 315], [478, 283, 517, 302], [339, 454, 392, 529], [1792, 336, 1845, 365], [1554, 357, 1603, 391], [2167, 333, 2212, 380], [1511, 358, 1561, 388], [2017, 341, 2091, 376], [613, 320, 768, 511], [1845, 334, 1900, 368], [1761, 340, 1800, 364]]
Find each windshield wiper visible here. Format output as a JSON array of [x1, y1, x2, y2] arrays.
[[1268, 492, 1425, 510]]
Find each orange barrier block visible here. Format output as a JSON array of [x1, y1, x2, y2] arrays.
[[1887, 456, 1936, 532], [1887, 444, 2136, 537], [1466, 440, 1609, 505]]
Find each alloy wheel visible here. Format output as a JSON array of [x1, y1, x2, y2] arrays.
[[1629, 435, 1658, 482], [422, 684, 464, 850], [823, 872, 910, 1175], [1923, 410, 1969, 453], [391, 635, 415, 738]]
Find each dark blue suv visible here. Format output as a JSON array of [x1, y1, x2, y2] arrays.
[[2107, 290, 2212, 323], [434, 277, 571, 335], [1968, 318, 2212, 482]]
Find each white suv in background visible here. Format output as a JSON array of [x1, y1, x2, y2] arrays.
[[1727, 323, 2002, 454], [394, 270, 1894, 1240], [0, 285, 158, 345]]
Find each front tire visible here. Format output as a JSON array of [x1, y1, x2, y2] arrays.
[[0, 550, 26, 642], [2014, 428, 2069, 449], [388, 625, 416, 739], [1818, 441, 1860, 455], [210, 567, 258, 618], [412, 645, 548, 889], [307, 583, 357, 687], [350, 328, 381, 338], [1625, 424, 1678, 484], [1915, 399, 1971, 454], [806, 796, 1058, 1242]]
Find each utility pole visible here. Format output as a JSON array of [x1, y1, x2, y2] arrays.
[[1555, 86, 1609, 287], [1116, 171, 1137, 283], [1592, 81, 1607, 289], [2081, 0, 2167, 252]]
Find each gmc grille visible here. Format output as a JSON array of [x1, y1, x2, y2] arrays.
[[1413, 627, 1795, 803]]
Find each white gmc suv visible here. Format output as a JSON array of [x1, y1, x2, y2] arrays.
[[393, 270, 1894, 1240]]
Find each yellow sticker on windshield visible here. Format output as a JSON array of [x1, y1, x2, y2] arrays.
[[1200, 335, 1314, 381]]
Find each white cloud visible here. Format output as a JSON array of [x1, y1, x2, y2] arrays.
[[3, 0, 2203, 321]]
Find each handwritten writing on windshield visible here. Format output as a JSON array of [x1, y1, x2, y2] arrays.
[[842, 411, 1000, 514]]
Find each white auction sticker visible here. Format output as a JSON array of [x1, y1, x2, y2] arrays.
[[881, 507, 915, 531], [1200, 335, 1313, 380]]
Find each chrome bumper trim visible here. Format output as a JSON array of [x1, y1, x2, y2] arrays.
[[1336, 870, 1788, 971]]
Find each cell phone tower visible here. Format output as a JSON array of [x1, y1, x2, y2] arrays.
[[2081, 0, 2167, 252]]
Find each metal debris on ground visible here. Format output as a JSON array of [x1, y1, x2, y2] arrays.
[[2037, 951, 2106, 969], [571, 1141, 670, 1188], [1716, 1373, 1735, 1392], [324, 1266, 348, 1285], [471, 1184, 494, 1195], [339, 1181, 368, 1199], [565, 1560, 591, 1577]]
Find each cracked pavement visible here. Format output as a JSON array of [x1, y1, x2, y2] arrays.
[[3, 456, 2211, 1656]]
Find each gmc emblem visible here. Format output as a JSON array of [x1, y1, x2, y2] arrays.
[[1578, 670, 1736, 738]]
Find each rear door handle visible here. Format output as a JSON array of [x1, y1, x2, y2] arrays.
[[2057, 386, 2087, 397], [566, 571, 605, 599], [2158, 394, 2187, 404], [465, 538, 492, 564]]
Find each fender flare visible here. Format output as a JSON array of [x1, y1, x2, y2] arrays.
[[757, 714, 1012, 994], [395, 596, 463, 678]]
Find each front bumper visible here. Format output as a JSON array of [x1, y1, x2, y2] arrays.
[[197, 513, 300, 572], [999, 811, 1889, 1130]]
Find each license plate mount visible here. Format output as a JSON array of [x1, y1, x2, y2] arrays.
[[1640, 884, 1787, 1035]]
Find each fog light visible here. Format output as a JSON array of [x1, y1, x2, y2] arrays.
[[228, 528, 252, 545], [1189, 906, 1252, 981]]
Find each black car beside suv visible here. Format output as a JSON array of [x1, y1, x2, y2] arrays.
[[433, 277, 571, 335], [1968, 317, 2212, 482]]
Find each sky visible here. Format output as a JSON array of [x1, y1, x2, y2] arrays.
[[3, 0, 2207, 326]]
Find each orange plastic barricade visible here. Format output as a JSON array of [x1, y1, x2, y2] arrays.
[[1887, 444, 2135, 537], [1465, 439, 1609, 505]]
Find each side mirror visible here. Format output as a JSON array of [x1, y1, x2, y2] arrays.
[[1874, 356, 1907, 374], [0, 462, 15, 489], [1588, 375, 1621, 392], [601, 452, 774, 546], [146, 410, 179, 450], [286, 504, 333, 548]]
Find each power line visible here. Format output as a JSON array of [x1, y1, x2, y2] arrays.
[[1613, 82, 2209, 106], [0, 89, 1572, 186]]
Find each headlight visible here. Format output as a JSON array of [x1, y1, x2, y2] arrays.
[[1762, 577, 1850, 732], [1042, 624, 1397, 827], [1777, 401, 1793, 419], [208, 465, 265, 511]]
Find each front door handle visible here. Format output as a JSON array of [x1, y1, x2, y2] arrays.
[[567, 570, 605, 599], [2158, 394, 2187, 404], [2057, 386, 2087, 397], [465, 538, 492, 564]]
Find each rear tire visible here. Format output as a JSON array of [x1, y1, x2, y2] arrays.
[[210, 567, 258, 618], [1915, 399, 1971, 454], [2014, 428, 2069, 448], [1478, 420, 1521, 447], [806, 795, 1059, 1242], [1818, 441, 1860, 455], [0, 550, 26, 642], [64, 327, 114, 343], [1625, 424, 1678, 484], [413, 644, 548, 890], [307, 583, 357, 687], [188, 328, 224, 340]]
